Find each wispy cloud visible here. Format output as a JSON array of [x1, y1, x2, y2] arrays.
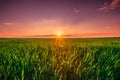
[[98, 0, 120, 12], [23, 32, 120, 38], [3, 22, 15, 25], [73, 8, 80, 13]]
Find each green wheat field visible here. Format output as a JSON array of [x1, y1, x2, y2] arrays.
[[0, 38, 120, 80]]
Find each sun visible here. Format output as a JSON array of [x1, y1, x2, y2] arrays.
[[57, 31, 62, 37]]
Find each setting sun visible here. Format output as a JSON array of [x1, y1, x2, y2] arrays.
[[57, 31, 62, 37]]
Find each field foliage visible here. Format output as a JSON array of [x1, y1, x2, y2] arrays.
[[0, 38, 120, 80]]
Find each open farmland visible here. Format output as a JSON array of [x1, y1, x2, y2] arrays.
[[0, 38, 120, 80]]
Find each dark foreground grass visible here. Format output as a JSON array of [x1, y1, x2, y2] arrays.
[[0, 38, 120, 80]]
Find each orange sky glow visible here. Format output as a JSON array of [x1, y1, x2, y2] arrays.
[[0, 0, 120, 38]]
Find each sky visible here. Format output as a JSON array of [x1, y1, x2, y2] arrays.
[[0, 0, 120, 38]]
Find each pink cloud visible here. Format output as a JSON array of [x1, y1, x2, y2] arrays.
[[73, 8, 80, 13], [98, 0, 120, 12], [3, 22, 15, 25]]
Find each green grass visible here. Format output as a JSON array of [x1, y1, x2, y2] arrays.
[[0, 38, 120, 80]]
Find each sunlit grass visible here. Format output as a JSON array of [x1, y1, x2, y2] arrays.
[[0, 38, 120, 80]]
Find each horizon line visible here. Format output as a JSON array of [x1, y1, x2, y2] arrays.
[[0, 33, 120, 38]]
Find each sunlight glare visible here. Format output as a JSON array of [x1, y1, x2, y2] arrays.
[[57, 31, 62, 37]]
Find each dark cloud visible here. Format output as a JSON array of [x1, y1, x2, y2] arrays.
[[98, 0, 120, 12]]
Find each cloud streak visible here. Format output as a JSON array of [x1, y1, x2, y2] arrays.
[[98, 0, 120, 12], [3, 22, 15, 25], [22, 32, 120, 38]]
